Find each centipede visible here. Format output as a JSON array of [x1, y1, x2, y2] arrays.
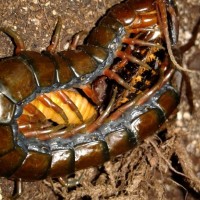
[[0, 0, 185, 197]]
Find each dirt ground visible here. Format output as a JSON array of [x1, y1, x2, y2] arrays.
[[0, 0, 199, 199]]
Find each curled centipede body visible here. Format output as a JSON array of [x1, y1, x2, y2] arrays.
[[0, 0, 183, 194]]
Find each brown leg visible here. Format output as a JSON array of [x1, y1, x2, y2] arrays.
[[23, 103, 47, 123], [128, 27, 157, 34], [156, 1, 195, 73], [11, 179, 23, 199], [46, 17, 62, 53], [69, 31, 86, 50], [80, 85, 101, 105], [17, 103, 51, 132], [86, 87, 117, 133], [182, 72, 194, 113], [80, 76, 108, 106], [23, 124, 66, 139], [58, 171, 85, 187], [0, 27, 26, 54], [179, 17, 200, 113]]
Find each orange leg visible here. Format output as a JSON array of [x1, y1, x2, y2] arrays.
[[103, 69, 132, 90], [116, 50, 151, 69], [80, 85, 101, 105], [23, 124, 66, 139], [37, 94, 69, 124], [108, 66, 175, 121], [34, 88, 117, 140], [86, 87, 117, 133], [17, 103, 50, 132], [55, 90, 84, 122], [122, 38, 164, 49]]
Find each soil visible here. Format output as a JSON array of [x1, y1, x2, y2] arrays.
[[0, 0, 199, 199]]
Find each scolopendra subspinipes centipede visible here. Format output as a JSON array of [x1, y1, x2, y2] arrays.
[[0, 0, 198, 198]]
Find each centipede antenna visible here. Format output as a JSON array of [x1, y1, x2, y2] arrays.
[[156, 1, 197, 73], [180, 17, 200, 53]]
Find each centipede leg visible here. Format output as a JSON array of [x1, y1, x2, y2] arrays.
[[156, 0, 194, 73], [58, 171, 85, 188], [179, 17, 200, 113], [128, 27, 157, 34], [103, 69, 133, 90], [68, 31, 87, 50], [55, 90, 84, 122], [122, 38, 164, 49], [116, 51, 151, 69], [12, 179, 23, 200], [80, 85, 102, 105], [102, 46, 148, 91], [37, 94, 69, 124], [0, 27, 25, 54], [23, 103, 47, 123], [49, 87, 117, 138], [86, 87, 117, 133], [108, 65, 175, 121], [36, 87, 117, 140], [46, 17, 62, 53]]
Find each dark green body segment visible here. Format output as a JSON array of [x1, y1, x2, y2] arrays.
[[105, 129, 137, 158], [0, 126, 15, 156], [11, 150, 52, 180], [19, 51, 57, 88], [48, 149, 75, 177], [74, 141, 110, 170], [0, 94, 15, 124], [0, 58, 37, 103], [59, 50, 97, 76], [0, 145, 27, 178]]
